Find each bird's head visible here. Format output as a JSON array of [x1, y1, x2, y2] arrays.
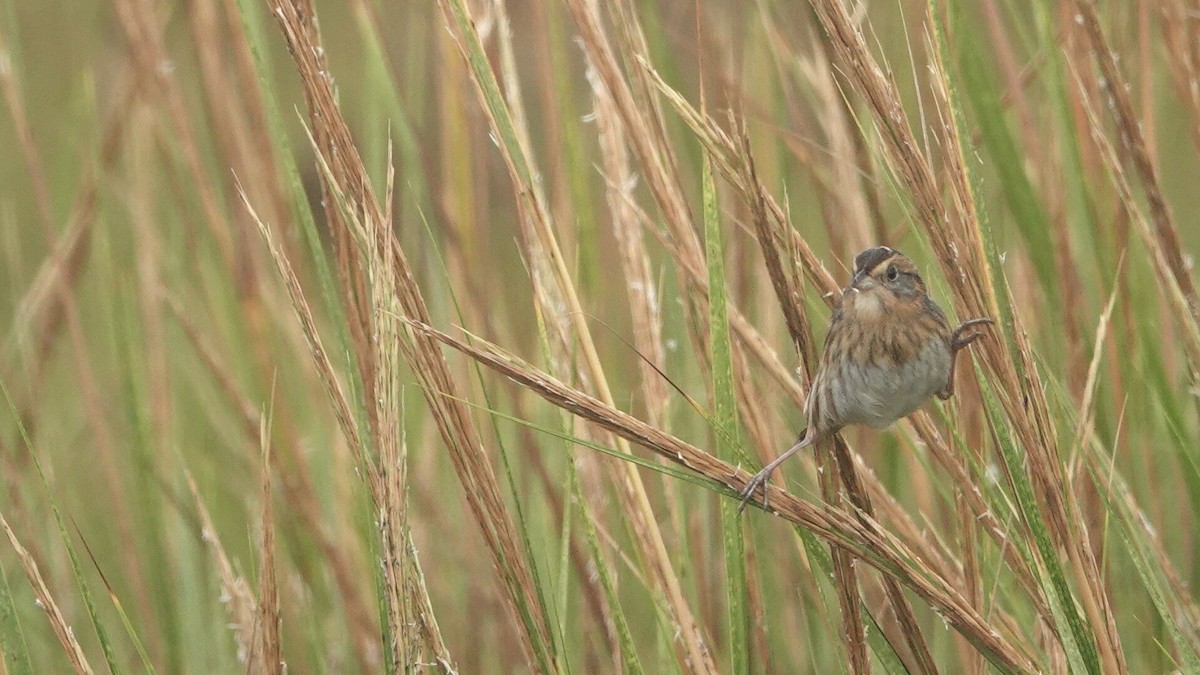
[[845, 247, 927, 311]]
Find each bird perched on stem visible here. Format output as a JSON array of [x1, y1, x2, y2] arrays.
[[738, 246, 992, 512]]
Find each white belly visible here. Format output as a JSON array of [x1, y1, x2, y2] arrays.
[[831, 339, 952, 429]]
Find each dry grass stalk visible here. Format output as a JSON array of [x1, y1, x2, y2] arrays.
[[246, 206, 369, 482], [816, 439, 870, 674], [3, 67, 133, 370], [929, 19, 1125, 674], [0, 23, 54, 237], [0, 512, 94, 674], [263, 1, 554, 669], [1073, 0, 1198, 325], [159, 8, 388, 663], [795, 45, 875, 256], [187, 0, 289, 235], [406, 318, 1039, 672], [186, 472, 259, 666], [593, 66, 670, 430], [440, 0, 716, 670], [404, 532, 457, 673], [256, 416, 284, 675], [1072, 67, 1200, 371], [593, 58, 695, 603]]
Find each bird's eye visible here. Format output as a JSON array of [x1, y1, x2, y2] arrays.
[[886, 265, 898, 282]]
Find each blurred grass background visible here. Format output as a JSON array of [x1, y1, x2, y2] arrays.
[[1, 0, 1200, 672]]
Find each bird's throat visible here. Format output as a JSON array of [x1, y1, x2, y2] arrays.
[[845, 289, 924, 325], [850, 290, 886, 319]]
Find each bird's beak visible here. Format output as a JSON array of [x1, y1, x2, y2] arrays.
[[849, 268, 869, 291]]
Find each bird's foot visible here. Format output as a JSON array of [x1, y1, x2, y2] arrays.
[[951, 317, 994, 352], [940, 317, 994, 399], [737, 467, 774, 514]]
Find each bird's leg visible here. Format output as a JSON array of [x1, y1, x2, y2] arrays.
[[938, 317, 994, 400], [737, 430, 814, 513]]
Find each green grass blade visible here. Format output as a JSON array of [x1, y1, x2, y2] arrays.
[[977, 376, 1097, 674], [71, 523, 157, 674], [955, 28, 1058, 306], [796, 529, 907, 675], [1093, 471, 1200, 672], [0, 556, 32, 675], [0, 379, 121, 674], [702, 155, 750, 673], [575, 470, 645, 675]]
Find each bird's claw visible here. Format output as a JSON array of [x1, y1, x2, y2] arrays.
[[952, 317, 993, 351], [737, 468, 773, 514]]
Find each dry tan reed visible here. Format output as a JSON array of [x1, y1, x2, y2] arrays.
[[0, 512, 94, 674]]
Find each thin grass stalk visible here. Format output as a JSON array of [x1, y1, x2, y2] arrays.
[[1158, 0, 1200, 151], [0, 22, 53, 236], [424, 195, 616, 667], [0, 34, 162, 661], [591, 63, 691, 590], [476, 10, 627, 633], [186, 471, 260, 665], [0, 383, 123, 674], [164, 291, 382, 666], [592, 64, 669, 431], [256, 412, 283, 675], [230, 9, 390, 665], [1075, 76, 1200, 662], [128, 104, 179, 670], [109, 0, 236, 271], [816, 439, 870, 674], [0, 75, 124, 519]]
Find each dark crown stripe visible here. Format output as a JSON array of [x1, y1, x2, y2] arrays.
[[853, 246, 897, 275]]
